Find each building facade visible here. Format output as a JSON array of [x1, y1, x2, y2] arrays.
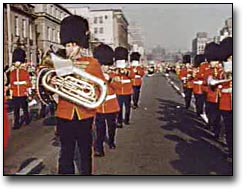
[[67, 6, 129, 50], [128, 23, 144, 48], [219, 17, 232, 41], [4, 4, 37, 67], [4, 4, 72, 67], [192, 32, 208, 55], [33, 4, 71, 63]]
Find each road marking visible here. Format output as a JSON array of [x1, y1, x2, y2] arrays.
[[15, 159, 44, 175]]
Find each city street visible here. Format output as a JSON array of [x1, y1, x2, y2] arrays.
[[4, 73, 232, 175]]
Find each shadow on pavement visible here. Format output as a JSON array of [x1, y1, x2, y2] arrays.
[[43, 116, 57, 126], [156, 98, 232, 175]]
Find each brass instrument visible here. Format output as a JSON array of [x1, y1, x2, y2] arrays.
[[208, 66, 232, 87], [107, 67, 130, 76], [37, 53, 107, 109], [192, 67, 199, 78], [187, 68, 193, 80]]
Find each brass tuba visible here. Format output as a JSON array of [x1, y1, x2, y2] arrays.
[[37, 53, 107, 109]]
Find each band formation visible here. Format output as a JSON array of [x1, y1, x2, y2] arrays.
[[4, 15, 232, 175]]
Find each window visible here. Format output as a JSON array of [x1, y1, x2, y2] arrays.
[[57, 31, 60, 43], [94, 17, 98, 24], [30, 52, 33, 62], [22, 19, 27, 38], [99, 16, 103, 23], [99, 27, 104, 34], [47, 5, 50, 14], [54, 8, 57, 17], [105, 15, 108, 19], [29, 22, 33, 39], [52, 29, 55, 41], [47, 27, 51, 41], [15, 16, 19, 36], [94, 27, 98, 34], [51, 5, 53, 15]]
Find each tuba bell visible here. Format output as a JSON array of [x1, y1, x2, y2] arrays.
[[37, 53, 107, 109]]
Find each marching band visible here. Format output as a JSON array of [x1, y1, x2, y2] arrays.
[[3, 14, 233, 174], [177, 37, 232, 159]]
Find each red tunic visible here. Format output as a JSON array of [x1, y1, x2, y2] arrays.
[[56, 57, 106, 120], [10, 68, 31, 97], [97, 73, 120, 114], [114, 68, 135, 95], [206, 67, 224, 103], [219, 80, 232, 111], [192, 68, 203, 95], [132, 66, 145, 87]]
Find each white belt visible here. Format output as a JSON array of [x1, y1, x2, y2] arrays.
[[193, 80, 203, 85], [135, 75, 141, 79], [181, 77, 187, 80], [120, 79, 131, 84], [221, 88, 232, 93], [105, 94, 117, 101], [13, 81, 27, 85]]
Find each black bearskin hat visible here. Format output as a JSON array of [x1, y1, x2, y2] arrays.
[[60, 15, 89, 48], [93, 44, 114, 66], [114, 47, 128, 61], [182, 55, 191, 64], [12, 47, 26, 63], [130, 52, 141, 62], [204, 42, 220, 62], [194, 54, 206, 67], [220, 37, 232, 61]]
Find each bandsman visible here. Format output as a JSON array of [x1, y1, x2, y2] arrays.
[[93, 44, 120, 157], [179, 55, 193, 109], [114, 47, 135, 128], [130, 52, 145, 109], [204, 42, 223, 140], [47, 15, 106, 175], [9, 47, 32, 130], [219, 37, 233, 158], [193, 54, 206, 116]]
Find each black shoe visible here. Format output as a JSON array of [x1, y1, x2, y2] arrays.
[[52, 136, 60, 147], [94, 151, 105, 157], [109, 143, 116, 149], [25, 119, 32, 126], [124, 121, 130, 125], [117, 123, 123, 128], [12, 125, 20, 130]]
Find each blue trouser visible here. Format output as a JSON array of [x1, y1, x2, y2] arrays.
[[95, 113, 117, 153], [117, 95, 131, 124], [183, 87, 193, 109], [13, 96, 30, 128], [57, 114, 93, 175], [133, 86, 141, 106], [207, 102, 221, 138], [194, 94, 205, 115], [221, 110, 233, 156]]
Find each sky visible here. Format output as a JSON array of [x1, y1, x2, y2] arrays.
[[63, 4, 232, 52]]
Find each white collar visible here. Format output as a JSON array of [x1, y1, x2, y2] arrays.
[[131, 60, 140, 67], [115, 60, 128, 68]]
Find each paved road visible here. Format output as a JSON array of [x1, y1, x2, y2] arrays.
[[4, 73, 232, 175]]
